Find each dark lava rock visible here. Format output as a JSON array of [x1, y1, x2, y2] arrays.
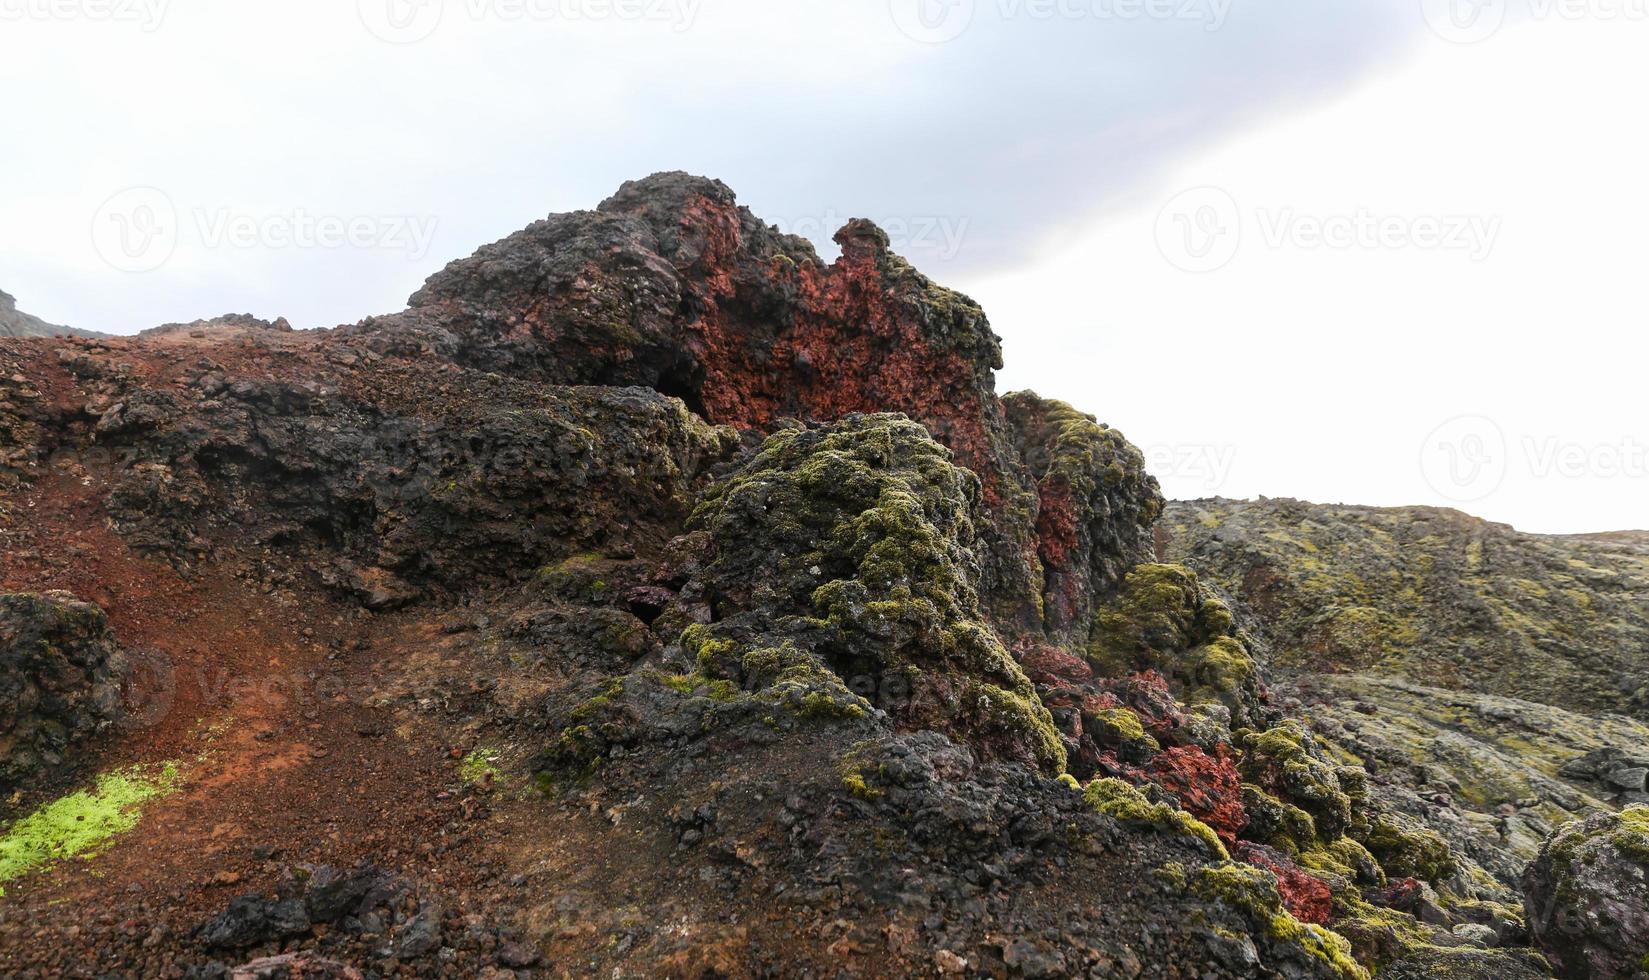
[[197, 895, 311, 950], [0, 591, 125, 793], [1523, 806, 1649, 979]]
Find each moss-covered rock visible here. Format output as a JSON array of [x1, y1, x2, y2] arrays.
[[1083, 778, 1227, 859], [542, 416, 1065, 779], [1086, 564, 1264, 726], [1180, 861, 1368, 978], [1362, 812, 1460, 884], [1522, 806, 1649, 978], [1001, 393, 1163, 641], [1238, 723, 1356, 841]]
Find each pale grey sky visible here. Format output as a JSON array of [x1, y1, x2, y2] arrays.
[[2, 0, 1645, 532]]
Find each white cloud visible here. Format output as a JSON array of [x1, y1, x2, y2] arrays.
[[980, 16, 1649, 533]]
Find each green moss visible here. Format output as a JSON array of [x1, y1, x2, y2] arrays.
[[1241, 784, 1319, 851], [0, 763, 181, 894], [688, 416, 1065, 773], [1190, 863, 1367, 978], [1087, 707, 1160, 762], [1084, 778, 1228, 859], [841, 772, 883, 801], [1086, 564, 1261, 724], [1361, 813, 1459, 882], [1089, 564, 1203, 663], [1299, 838, 1383, 886], [460, 747, 503, 787], [681, 624, 742, 674], [1610, 806, 1649, 864], [654, 672, 741, 702], [1240, 724, 1353, 840]]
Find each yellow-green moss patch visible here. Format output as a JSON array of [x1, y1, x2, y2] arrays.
[[0, 762, 181, 894]]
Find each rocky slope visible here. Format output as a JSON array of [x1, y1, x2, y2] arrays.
[[1165, 497, 1649, 973], [0, 176, 1636, 978], [0, 290, 96, 339]]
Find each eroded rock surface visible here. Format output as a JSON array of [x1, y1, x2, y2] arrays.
[[0, 591, 124, 791], [1522, 807, 1649, 979]]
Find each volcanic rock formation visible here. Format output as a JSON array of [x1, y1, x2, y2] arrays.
[[0, 174, 1630, 978]]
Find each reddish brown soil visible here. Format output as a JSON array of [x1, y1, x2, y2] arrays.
[[0, 441, 538, 976]]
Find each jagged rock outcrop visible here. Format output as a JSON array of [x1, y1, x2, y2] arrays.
[[7, 323, 736, 607], [1004, 392, 1163, 640], [359, 172, 1058, 631], [1522, 807, 1649, 979], [0, 591, 125, 791]]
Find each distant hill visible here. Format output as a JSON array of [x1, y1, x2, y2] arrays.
[[0, 289, 100, 338], [1160, 497, 1649, 719]]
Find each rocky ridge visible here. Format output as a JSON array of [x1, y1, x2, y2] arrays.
[[0, 175, 1637, 978], [0, 290, 97, 339]]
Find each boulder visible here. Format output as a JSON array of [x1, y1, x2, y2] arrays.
[[1523, 806, 1649, 978]]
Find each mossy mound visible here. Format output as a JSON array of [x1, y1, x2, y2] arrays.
[[1086, 564, 1263, 727], [547, 416, 1064, 778]]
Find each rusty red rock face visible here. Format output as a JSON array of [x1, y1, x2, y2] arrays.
[[1147, 745, 1249, 846], [360, 172, 1163, 641], [1234, 842, 1335, 926]]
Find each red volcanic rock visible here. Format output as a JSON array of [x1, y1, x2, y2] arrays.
[[363, 172, 1053, 631], [1234, 842, 1333, 926], [1017, 643, 1095, 687], [1147, 745, 1248, 846], [1004, 393, 1163, 642], [1101, 670, 1186, 740]]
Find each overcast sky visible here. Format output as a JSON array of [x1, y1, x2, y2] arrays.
[[2, 0, 1645, 533]]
